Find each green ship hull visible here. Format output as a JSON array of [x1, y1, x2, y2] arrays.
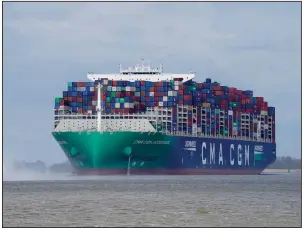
[[52, 131, 276, 175], [52, 131, 172, 174]]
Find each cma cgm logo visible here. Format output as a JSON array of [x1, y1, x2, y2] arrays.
[[184, 141, 196, 151], [201, 142, 250, 166]]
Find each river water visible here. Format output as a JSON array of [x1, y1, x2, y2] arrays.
[[3, 172, 301, 227]]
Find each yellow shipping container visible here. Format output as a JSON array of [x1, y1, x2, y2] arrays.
[[202, 103, 210, 108]]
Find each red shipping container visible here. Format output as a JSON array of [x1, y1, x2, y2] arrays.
[[241, 95, 248, 100], [220, 105, 228, 110], [59, 100, 64, 106], [220, 99, 228, 105], [141, 91, 145, 96], [183, 95, 192, 100], [178, 100, 183, 105], [88, 101, 92, 106], [78, 108, 83, 113], [72, 97, 77, 102], [112, 81, 117, 86], [77, 97, 83, 102], [229, 88, 236, 93], [157, 92, 163, 97], [140, 81, 145, 86], [68, 97, 73, 101], [256, 97, 264, 102]]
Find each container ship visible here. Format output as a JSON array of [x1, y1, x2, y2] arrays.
[[52, 61, 276, 175]]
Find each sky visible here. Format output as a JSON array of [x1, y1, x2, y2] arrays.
[[3, 2, 301, 165]]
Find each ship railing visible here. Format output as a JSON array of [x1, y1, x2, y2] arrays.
[[54, 115, 272, 143], [163, 131, 272, 143], [54, 114, 160, 120]]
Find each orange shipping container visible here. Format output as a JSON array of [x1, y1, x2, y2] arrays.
[[215, 90, 224, 96]]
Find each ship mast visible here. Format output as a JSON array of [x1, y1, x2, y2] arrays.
[[97, 82, 101, 132]]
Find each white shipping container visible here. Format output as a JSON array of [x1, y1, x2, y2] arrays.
[[87, 110, 92, 114], [168, 91, 173, 96], [81, 87, 86, 91], [112, 87, 117, 92], [59, 106, 70, 110], [126, 86, 130, 91], [115, 103, 120, 108], [90, 87, 94, 92], [149, 92, 154, 97], [159, 102, 163, 107], [174, 86, 179, 91], [261, 111, 268, 115], [77, 87, 81, 91], [163, 96, 168, 101], [92, 101, 97, 106], [103, 79, 108, 85]]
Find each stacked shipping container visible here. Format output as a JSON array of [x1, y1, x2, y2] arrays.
[[54, 78, 275, 142]]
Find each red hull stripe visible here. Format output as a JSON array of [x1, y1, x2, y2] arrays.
[[73, 168, 263, 175]]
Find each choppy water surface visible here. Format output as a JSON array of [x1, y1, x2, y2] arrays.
[[3, 173, 301, 227]]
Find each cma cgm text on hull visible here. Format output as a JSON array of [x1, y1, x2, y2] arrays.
[[52, 61, 276, 175]]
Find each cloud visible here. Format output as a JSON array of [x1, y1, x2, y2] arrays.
[[3, 2, 301, 163]]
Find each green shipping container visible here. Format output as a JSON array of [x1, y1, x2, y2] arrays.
[[106, 97, 111, 103], [55, 97, 63, 103], [111, 92, 116, 97], [188, 86, 197, 91], [120, 98, 125, 103], [68, 82, 72, 87]]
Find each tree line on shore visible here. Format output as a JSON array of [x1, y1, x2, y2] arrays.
[[10, 155, 301, 173], [267, 156, 301, 169]]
